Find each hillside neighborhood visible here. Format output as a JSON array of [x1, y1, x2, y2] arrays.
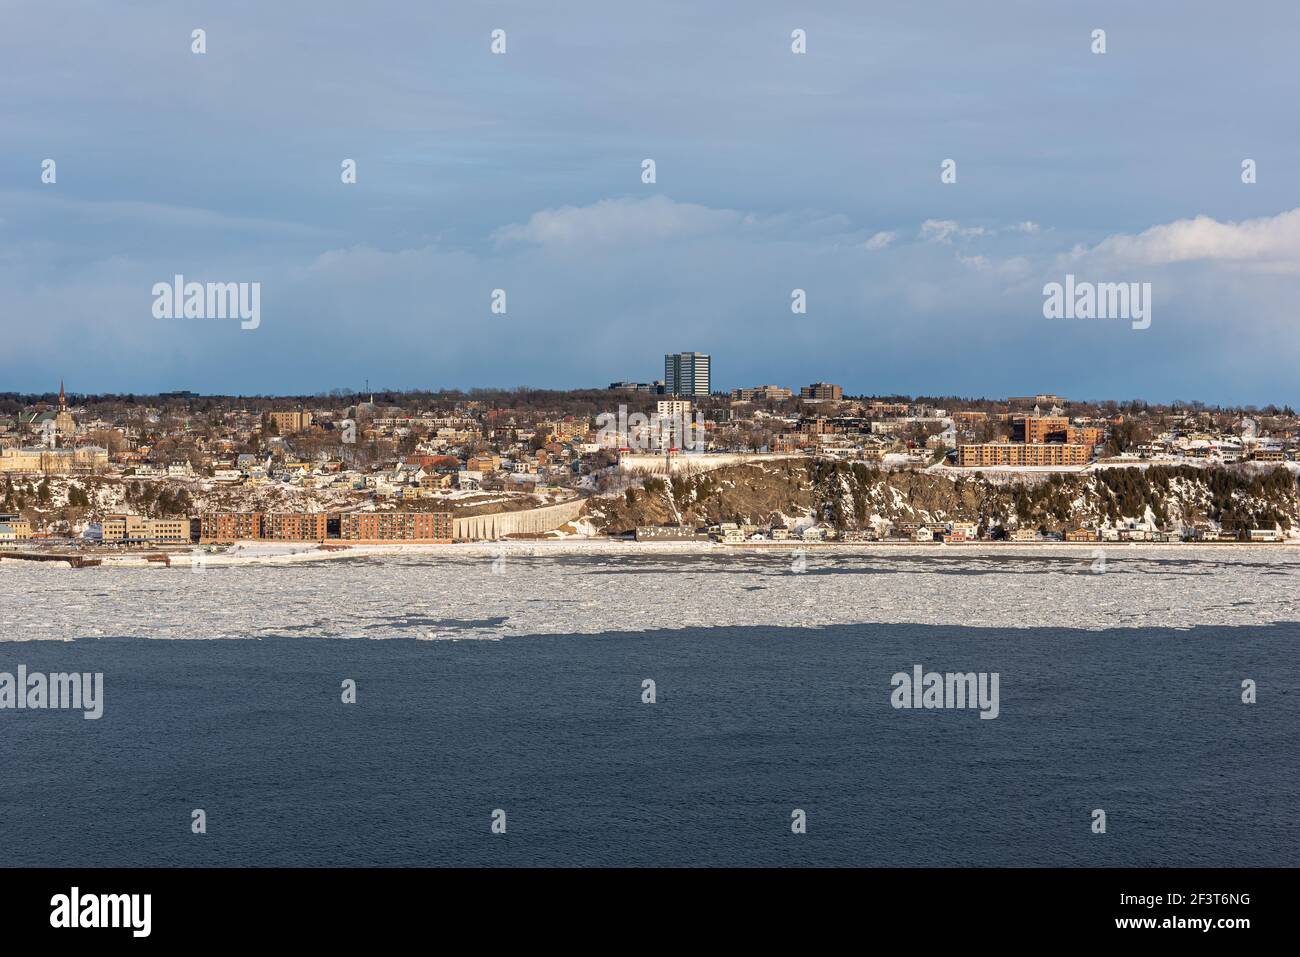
[[2, 379, 1299, 551]]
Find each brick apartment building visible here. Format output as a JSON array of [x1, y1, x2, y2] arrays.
[[1013, 415, 1070, 444], [1008, 415, 1105, 452], [957, 443, 1091, 467], [339, 511, 452, 542], [1066, 426, 1106, 450], [262, 512, 328, 542], [201, 512, 264, 543], [200, 510, 452, 543]]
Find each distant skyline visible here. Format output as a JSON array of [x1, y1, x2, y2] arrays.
[[9, 378, 1296, 412], [5, 1, 1300, 404]]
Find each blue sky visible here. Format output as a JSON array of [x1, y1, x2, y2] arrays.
[[4, 0, 1300, 404]]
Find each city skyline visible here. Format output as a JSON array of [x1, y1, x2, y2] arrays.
[[6, 372, 1299, 411]]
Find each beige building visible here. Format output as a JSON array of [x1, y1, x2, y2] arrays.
[[730, 385, 793, 402], [101, 514, 190, 544], [0, 446, 108, 474], [268, 411, 314, 434], [656, 399, 693, 418], [0, 514, 32, 542], [800, 383, 843, 401], [538, 418, 586, 441]]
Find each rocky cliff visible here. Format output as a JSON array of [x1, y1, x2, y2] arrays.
[[584, 459, 1300, 536]]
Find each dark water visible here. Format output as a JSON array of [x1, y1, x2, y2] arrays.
[[1, 623, 1296, 867]]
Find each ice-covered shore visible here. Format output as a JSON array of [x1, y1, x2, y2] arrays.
[[14, 537, 1300, 568], [3, 544, 1298, 641]]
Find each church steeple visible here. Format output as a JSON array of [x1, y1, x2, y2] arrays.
[[52, 380, 75, 445]]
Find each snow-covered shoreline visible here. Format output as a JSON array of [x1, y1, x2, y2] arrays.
[[4, 537, 1300, 570]]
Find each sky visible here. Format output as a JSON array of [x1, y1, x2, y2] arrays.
[[3, 0, 1300, 405]]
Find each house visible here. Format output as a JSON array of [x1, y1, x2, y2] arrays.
[[1065, 528, 1097, 543]]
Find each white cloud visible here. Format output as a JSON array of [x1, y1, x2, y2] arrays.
[[920, 219, 988, 243], [494, 195, 741, 248], [863, 231, 895, 250], [1084, 207, 1300, 269]]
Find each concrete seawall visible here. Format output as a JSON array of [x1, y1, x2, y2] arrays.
[[453, 498, 585, 540]]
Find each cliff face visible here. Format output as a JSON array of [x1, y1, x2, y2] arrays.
[[585, 459, 1300, 535]]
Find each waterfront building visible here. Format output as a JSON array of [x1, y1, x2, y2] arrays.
[[101, 514, 190, 544]]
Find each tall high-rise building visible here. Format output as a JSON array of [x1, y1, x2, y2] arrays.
[[664, 352, 711, 397]]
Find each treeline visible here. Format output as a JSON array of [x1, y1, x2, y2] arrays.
[[1, 477, 91, 513], [2, 475, 53, 510], [125, 481, 193, 518]]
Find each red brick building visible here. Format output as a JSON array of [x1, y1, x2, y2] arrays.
[[339, 511, 452, 542], [201, 512, 263, 543], [262, 513, 328, 542]]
